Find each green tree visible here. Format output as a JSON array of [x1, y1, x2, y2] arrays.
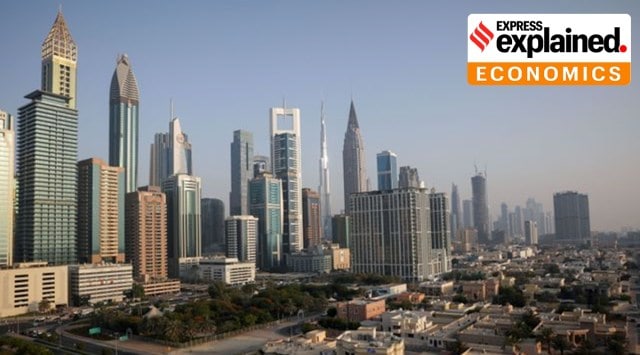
[[38, 299, 51, 313], [445, 339, 467, 354], [326, 307, 337, 317], [574, 338, 597, 355], [607, 332, 627, 355], [132, 283, 145, 300], [537, 327, 555, 354]]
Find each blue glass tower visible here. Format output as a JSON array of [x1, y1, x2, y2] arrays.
[[376, 150, 398, 190]]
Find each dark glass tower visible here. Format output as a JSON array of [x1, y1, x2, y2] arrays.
[[471, 173, 489, 244], [230, 130, 253, 215]]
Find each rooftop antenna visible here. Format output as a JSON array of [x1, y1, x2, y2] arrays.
[[484, 164, 488, 178], [170, 98, 174, 121], [474, 163, 478, 175], [58, 4, 62, 13]]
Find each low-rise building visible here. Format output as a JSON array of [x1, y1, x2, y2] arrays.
[[188, 257, 255, 286], [329, 244, 350, 271], [0, 262, 68, 317], [68, 263, 133, 306], [337, 299, 386, 322], [286, 247, 332, 273], [336, 327, 404, 355], [138, 278, 181, 297], [262, 330, 337, 355], [419, 280, 454, 297]]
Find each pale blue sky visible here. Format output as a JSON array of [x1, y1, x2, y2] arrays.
[[1, 1, 639, 231]]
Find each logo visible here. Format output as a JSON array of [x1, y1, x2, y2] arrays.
[[468, 14, 631, 85], [469, 21, 494, 52]]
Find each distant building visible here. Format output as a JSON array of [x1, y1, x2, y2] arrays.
[[332, 214, 350, 249], [337, 299, 386, 323], [350, 188, 432, 282], [149, 117, 193, 187], [462, 199, 474, 228], [376, 150, 398, 190], [450, 183, 460, 246], [183, 257, 255, 286], [249, 173, 282, 271], [329, 244, 351, 271], [342, 100, 367, 213], [163, 174, 201, 278], [471, 173, 489, 244], [428, 192, 451, 276], [318, 104, 332, 240], [302, 188, 322, 249], [270, 107, 302, 254], [0, 262, 68, 317], [77, 158, 125, 264], [225, 215, 257, 263], [125, 186, 168, 281], [554, 191, 591, 244], [399, 166, 421, 188], [524, 220, 538, 245], [454, 228, 477, 253], [68, 263, 133, 306], [286, 249, 332, 273], [0, 109, 14, 267], [229, 130, 253, 215], [201, 198, 225, 254], [336, 327, 404, 355], [252, 155, 269, 178]]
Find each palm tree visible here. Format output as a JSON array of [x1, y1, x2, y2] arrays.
[[552, 336, 571, 355], [537, 327, 555, 354]]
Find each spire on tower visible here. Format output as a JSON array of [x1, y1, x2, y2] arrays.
[[41, 9, 77, 61]]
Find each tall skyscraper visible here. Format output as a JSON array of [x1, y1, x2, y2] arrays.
[[41, 9, 77, 109], [554, 191, 591, 244], [230, 130, 253, 215], [149, 132, 169, 187], [302, 188, 321, 249], [201, 198, 225, 254], [450, 183, 460, 244], [149, 113, 193, 187], [252, 155, 269, 178], [225, 215, 257, 263], [350, 188, 432, 282], [524, 220, 538, 245], [249, 173, 282, 270], [109, 54, 140, 193], [270, 106, 302, 254], [331, 214, 350, 249], [318, 103, 332, 240], [163, 174, 201, 277], [376, 150, 398, 190], [17, 99, 78, 264], [77, 158, 125, 264], [125, 186, 167, 281], [399, 166, 421, 188], [0, 110, 14, 267], [429, 191, 452, 275], [471, 172, 489, 244], [342, 100, 367, 213], [500, 202, 509, 234], [462, 199, 474, 228]]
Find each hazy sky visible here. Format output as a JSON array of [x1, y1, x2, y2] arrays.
[[1, 1, 639, 231]]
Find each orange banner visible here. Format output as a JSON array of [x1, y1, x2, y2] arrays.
[[468, 62, 631, 85]]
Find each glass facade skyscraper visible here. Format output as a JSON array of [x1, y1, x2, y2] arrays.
[[201, 198, 225, 254], [230, 130, 253, 215], [376, 150, 398, 191], [471, 173, 489, 244], [342, 100, 367, 213], [109, 54, 140, 193], [249, 173, 282, 271], [554, 191, 591, 244]]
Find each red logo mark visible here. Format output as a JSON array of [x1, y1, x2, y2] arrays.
[[470, 21, 494, 52]]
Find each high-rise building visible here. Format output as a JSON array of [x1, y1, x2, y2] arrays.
[[462, 199, 473, 228], [252, 155, 269, 178], [318, 103, 332, 240], [376, 150, 398, 191], [554, 191, 591, 244], [342, 100, 367, 213], [230, 130, 253, 215], [350, 188, 432, 282], [163, 174, 201, 278], [302, 188, 321, 249], [77, 158, 125, 264], [513, 205, 524, 237], [429, 191, 452, 276], [17, 90, 78, 264], [270, 107, 302, 254], [225, 215, 257, 263], [16, 11, 79, 265], [149, 132, 169, 187], [398, 166, 421, 189], [331, 214, 350, 249], [149, 115, 193, 187], [450, 183, 460, 244], [41, 9, 77, 109], [201, 198, 225, 254], [524, 220, 538, 245], [500, 202, 509, 235], [471, 173, 489, 244], [125, 186, 167, 281], [249, 173, 282, 270], [0, 110, 14, 267], [109, 54, 140, 193]]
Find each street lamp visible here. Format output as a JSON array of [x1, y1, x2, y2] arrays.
[[113, 332, 119, 355]]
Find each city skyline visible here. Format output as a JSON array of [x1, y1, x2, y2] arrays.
[[1, 1, 639, 231]]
